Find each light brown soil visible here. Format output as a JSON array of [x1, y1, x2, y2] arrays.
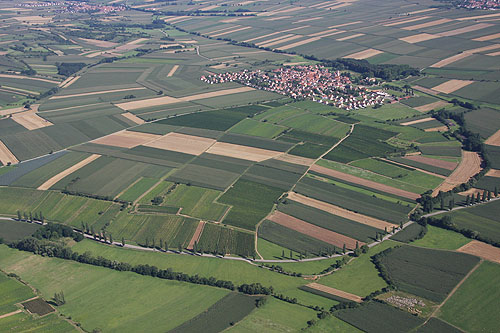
[[430, 53, 473, 68], [0, 74, 60, 84], [432, 151, 482, 195], [12, 111, 53, 130], [408, 8, 438, 14], [167, 65, 179, 77], [485, 129, 500, 146], [80, 38, 118, 48], [432, 79, 474, 94], [328, 21, 362, 28], [92, 130, 160, 148], [206, 142, 282, 162], [310, 164, 420, 200], [337, 33, 365, 41], [268, 211, 361, 249], [413, 85, 439, 95], [187, 221, 206, 250], [37, 154, 101, 190], [485, 169, 500, 177], [487, 50, 500, 56], [261, 35, 304, 48], [113, 38, 149, 52], [403, 155, 457, 170], [0, 140, 18, 165], [457, 240, 500, 264], [438, 23, 493, 37], [400, 117, 435, 126], [288, 192, 397, 230], [50, 87, 146, 100], [256, 34, 295, 46], [306, 283, 363, 303], [244, 31, 281, 43], [344, 48, 383, 60], [58, 76, 80, 88], [211, 26, 251, 38], [414, 101, 449, 112], [473, 32, 500, 41], [277, 37, 321, 50], [458, 187, 487, 196], [402, 18, 452, 30], [115, 87, 254, 111], [144, 132, 215, 155], [274, 154, 315, 166], [424, 125, 449, 132], [399, 33, 440, 44], [0, 106, 27, 116], [457, 12, 500, 20], [120, 112, 145, 125]]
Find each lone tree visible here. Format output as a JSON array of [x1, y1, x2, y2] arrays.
[[476, 192, 481, 203], [17, 211, 21, 221], [495, 186, 498, 197], [52, 291, 66, 306], [109, 233, 113, 245], [465, 195, 470, 206], [121, 237, 125, 246], [488, 191, 492, 201], [342, 244, 346, 254], [448, 198, 454, 211]]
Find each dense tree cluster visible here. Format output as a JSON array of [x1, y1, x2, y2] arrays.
[[33, 222, 84, 242], [56, 62, 86, 76], [322, 59, 419, 81]]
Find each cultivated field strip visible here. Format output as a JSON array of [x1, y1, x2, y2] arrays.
[[92, 130, 160, 148], [268, 210, 361, 249], [400, 117, 435, 126], [206, 142, 283, 162], [457, 240, 500, 264], [11, 111, 53, 130], [287, 192, 397, 230], [187, 221, 206, 250], [144, 132, 216, 155], [485, 129, 500, 146], [433, 151, 482, 195], [0, 140, 19, 165], [121, 112, 145, 125], [403, 155, 457, 170], [306, 283, 363, 303]]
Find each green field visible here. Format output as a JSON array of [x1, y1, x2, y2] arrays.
[[0, 312, 76, 332], [0, 245, 230, 333], [412, 225, 471, 250], [0, 271, 35, 315], [0, 220, 41, 243], [118, 177, 158, 202], [439, 261, 500, 333], [229, 118, 286, 138]]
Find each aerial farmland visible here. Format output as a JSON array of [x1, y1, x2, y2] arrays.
[[0, 0, 499, 331]]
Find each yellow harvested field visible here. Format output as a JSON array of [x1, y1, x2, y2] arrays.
[[399, 33, 440, 43], [309, 28, 339, 37], [0, 140, 18, 165], [306, 283, 363, 303], [256, 34, 295, 46], [430, 52, 472, 68], [457, 12, 500, 21], [458, 187, 486, 196], [343, 48, 383, 60], [0, 74, 60, 84], [424, 125, 448, 132], [438, 23, 493, 37], [244, 31, 281, 43], [466, 44, 500, 53], [0, 106, 28, 117], [432, 151, 482, 195], [473, 32, 500, 41], [408, 8, 438, 14], [337, 33, 364, 41], [274, 154, 315, 166], [167, 65, 179, 77], [37, 154, 101, 190], [485, 169, 500, 177], [211, 26, 251, 37], [120, 112, 145, 125], [432, 79, 474, 94], [92, 130, 160, 148], [485, 129, 500, 146], [328, 21, 362, 28], [14, 16, 52, 24], [277, 37, 321, 50], [268, 211, 361, 249], [12, 111, 53, 130], [383, 16, 431, 27], [414, 100, 449, 112], [50, 87, 146, 100], [206, 142, 282, 162], [288, 192, 397, 230], [80, 38, 118, 48], [260, 35, 304, 48], [457, 241, 500, 264], [400, 117, 435, 126], [113, 38, 149, 52], [144, 132, 215, 155], [180, 87, 254, 102], [486, 50, 500, 56], [58, 76, 80, 88], [402, 18, 452, 30], [294, 17, 323, 24]]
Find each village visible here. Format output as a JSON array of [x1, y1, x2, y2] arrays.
[[201, 65, 391, 111]]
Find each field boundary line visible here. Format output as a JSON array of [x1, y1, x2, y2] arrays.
[[114, 177, 143, 201], [0, 309, 22, 319]]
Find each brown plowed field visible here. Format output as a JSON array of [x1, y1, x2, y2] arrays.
[[485, 169, 500, 178], [0, 140, 18, 165], [399, 33, 439, 43], [50, 87, 146, 100], [458, 188, 487, 196], [288, 192, 397, 230], [37, 154, 101, 190], [12, 111, 53, 130], [403, 155, 457, 170], [144, 132, 215, 155], [275, 154, 315, 166], [457, 240, 500, 264], [207, 142, 282, 162], [432, 151, 482, 195], [187, 221, 205, 250], [430, 53, 473, 68], [402, 18, 452, 31], [474, 32, 500, 41], [432, 79, 474, 94], [306, 283, 363, 303], [310, 164, 420, 200], [92, 130, 160, 148], [485, 129, 500, 146], [268, 211, 361, 249], [121, 112, 145, 125], [414, 101, 449, 112], [424, 125, 448, 132]]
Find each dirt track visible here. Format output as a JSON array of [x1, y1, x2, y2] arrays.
[[432, 151, 482, 195], [268, 211, 361, 249], [187, 221, 205, 250], [400, 117, 434, 126], [37, 154, 101, 190], [310, 164, 420, 200], [121, 112, 145, 125], [288, 192, 397, 230], [306, 283, 363, 303], [457, 240, 500, 264]]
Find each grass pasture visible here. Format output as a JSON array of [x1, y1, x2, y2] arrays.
[[0, 219, 41, 243], [412, 225, 470, 250], [229, 118, 286, 138], [0, 312, 75, 332], [118, 177, 158, 202], [0, 271, 34, 316]]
